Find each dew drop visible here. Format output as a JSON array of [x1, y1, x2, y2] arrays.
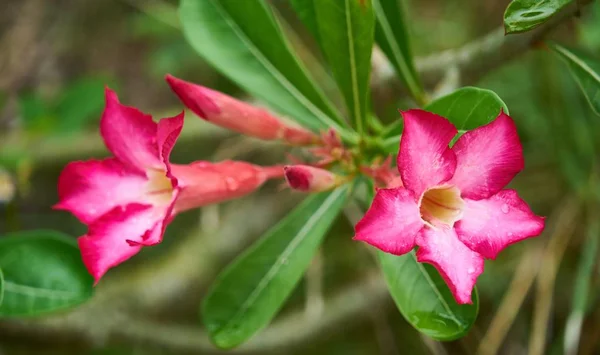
[[225, 177, 239, 191], [467, 267, 475, 275], [501, 204, 509, 214]]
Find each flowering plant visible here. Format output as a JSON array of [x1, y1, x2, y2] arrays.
[[2, 0, 600, 353]]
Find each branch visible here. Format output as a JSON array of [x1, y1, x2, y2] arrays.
[[373, 0, 591, 93], [1, 272, 389, 354]]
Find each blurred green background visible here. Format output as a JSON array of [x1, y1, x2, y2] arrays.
[[1, 0, 600, 354]]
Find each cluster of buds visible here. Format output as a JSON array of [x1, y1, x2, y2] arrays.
[[55, 75, 354, 281]]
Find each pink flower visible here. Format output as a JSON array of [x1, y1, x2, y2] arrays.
[[165, 74, 319, 145], [354, 109, 545, 304], [55, 88, 283, 282], [284, 165, 341, 192]]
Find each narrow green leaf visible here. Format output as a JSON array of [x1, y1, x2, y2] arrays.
[[564, 217, 599, 354], [202, 186, 351, 348], [0, 230, 94, 317], [379, 251, 479, 340], [382, 87, 508, 153], [504, 0, 572, 34], [373, 0, 425, 104], [550, 43, 600, 116], [294, 0, 375, 133], [0, 269, 4, 307], [179, 0, 347, 136]]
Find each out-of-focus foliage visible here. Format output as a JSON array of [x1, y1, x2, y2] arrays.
[[550, 43, 600, 116], [0, 230, 94, 317]]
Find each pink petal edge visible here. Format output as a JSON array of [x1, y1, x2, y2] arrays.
[[101, 88, 161, 172], [78, 203, 167, 283], [455, 189, 545, 259], [54, 158, 148, 224], [450, 111, 524, 200], [398, 109, 458, 198], [416, 227, 484, 304], [354, 188, 423, 255]]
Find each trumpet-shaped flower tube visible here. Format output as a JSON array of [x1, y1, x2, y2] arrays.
[[354, 109, 545, 304]]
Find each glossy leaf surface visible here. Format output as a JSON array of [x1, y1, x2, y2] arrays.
[[293, 0, 375, 133], [378, 251, 479, 340], [383, 87, 508, 153], [202, 186, 350, 348], [504, 0, 572, 34], [373, 0, 425, 103], [0, 230, 94, 317], [179, 0, 346, 135]]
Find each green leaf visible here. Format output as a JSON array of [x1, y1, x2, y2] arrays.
[[373, 0, 425, 104], [378, 251, 479, 340], [550, 43, 600, 116], [382, 87, 508, 153], [0, 269, 4, 307], [0, 230, 94, 317], [425, 87, 509, 132], [55, 77, 110, 133], [504, 0, 572, 34], [17, 92, 50, 131], [179, 0, 348, 137], [202, 186, 350, 348], [294, 0, 375, 133]]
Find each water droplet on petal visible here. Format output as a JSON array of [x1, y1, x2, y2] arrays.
[[467, 267, 475, 275], [501, 204, 509, 214], [508, 232, 514, 237], [225, 177, 239, 191]]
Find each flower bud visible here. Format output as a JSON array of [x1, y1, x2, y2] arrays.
[[165, 75, 319, 145], [284, 165, 341, 192], [171, 161, 284, 213]]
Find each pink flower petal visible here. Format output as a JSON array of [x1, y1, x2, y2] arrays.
[[54, 159, 148, 224], [416, 227, 484, 304], [354, 188, 423, 255], [398, 109, 457, 198], [455, 189, 545, 259], [157, 112, 184, 164], [78, 203, 168, 283], [131, 189, 179, 246], [101, 88, 161, 172], [450, 111, 524, 200], [156, 112, 184, 186]]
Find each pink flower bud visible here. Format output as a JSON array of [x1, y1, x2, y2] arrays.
[[165, 74, 319, 145], [284, 165, 341, 192], [171, 161, 283, 213]]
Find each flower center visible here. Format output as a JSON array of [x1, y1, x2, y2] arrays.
[[145, 169, 174, 205], [419, 185, 464, 228]]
